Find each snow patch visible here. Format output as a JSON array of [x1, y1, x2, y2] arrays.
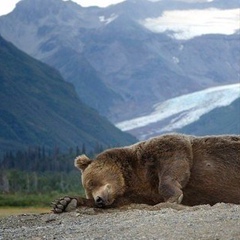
[[172, 56, 179, 64], [99, 14, 118, 25], [141, 8, 240, 39], [116, 84, 240, 135]]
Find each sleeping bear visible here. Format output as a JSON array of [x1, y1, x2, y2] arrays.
[[52, 134, 240, 213]]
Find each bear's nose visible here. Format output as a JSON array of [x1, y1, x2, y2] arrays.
[[95, 196, 105, 208]]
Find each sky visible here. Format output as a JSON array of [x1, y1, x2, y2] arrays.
[[0, 0, 126, 16], [0, 0, 217, 16]]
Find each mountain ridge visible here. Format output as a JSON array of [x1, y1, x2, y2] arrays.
[[0, 35, 136, 154]]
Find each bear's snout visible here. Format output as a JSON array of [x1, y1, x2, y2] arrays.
[[95, 196, 105, 208]]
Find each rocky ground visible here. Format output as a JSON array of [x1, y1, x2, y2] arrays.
[[1, 203, 240, 240]]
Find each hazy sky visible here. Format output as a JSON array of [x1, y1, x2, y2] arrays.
[[0, 0, 220, 16], [0, 0, 126, 16]]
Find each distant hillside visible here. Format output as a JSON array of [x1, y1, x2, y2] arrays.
[[179, 98, 240, 136], [0, 36, 136, 155]]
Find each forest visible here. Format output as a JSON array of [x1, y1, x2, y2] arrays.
[[0, 144, 105, 206]]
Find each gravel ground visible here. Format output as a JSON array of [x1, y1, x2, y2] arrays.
[[1, 203, 240, 240]]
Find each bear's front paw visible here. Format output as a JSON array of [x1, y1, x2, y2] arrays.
[[51, 196, 78, 213]]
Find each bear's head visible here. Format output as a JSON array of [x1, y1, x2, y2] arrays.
[[75, 154, 126, 208]]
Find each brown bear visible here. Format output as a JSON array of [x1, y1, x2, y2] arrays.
[[52, 134, 240, 213]]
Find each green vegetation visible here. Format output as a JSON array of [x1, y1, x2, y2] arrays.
[[0, 193, 81, 207], [0, 145, 95, 207], [0, 170, 83, 196]]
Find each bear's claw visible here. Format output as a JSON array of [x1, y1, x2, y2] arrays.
[[177, 194, 183, 204], [52, 196, 78, 213], [166, 193, 184, 204]]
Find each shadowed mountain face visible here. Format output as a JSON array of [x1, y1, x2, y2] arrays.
[[0, 36, 136, 154], [179, 98, 240, 136], [0, 0, 239, 123]]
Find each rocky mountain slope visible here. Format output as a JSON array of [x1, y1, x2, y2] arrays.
[[0, 0, 239, 122], [0, 36, 136, 154]]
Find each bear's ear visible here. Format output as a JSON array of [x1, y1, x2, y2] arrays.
[[74, 154, 92, 172]]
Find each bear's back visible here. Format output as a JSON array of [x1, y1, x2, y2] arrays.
[[183, 135, 240, 205]]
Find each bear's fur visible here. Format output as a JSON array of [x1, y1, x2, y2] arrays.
[[52, 134, 240, 213]]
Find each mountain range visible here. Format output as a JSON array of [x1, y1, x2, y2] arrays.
[[0, 0, 239, 147], [0, 35, 136, 155], [0, 0, 239, 122]]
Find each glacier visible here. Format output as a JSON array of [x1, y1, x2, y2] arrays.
[[116, 83, 240, 139]]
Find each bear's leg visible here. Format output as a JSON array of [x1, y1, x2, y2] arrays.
[[51, 196, 95, 213], [158, 160, 190, 203], [159, 176, 184, 203]]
